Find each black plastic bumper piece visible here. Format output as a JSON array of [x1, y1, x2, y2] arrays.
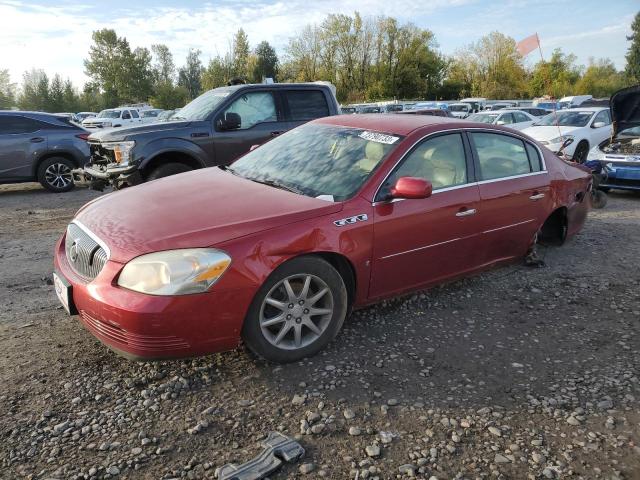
[[217, 432, 305, 480]]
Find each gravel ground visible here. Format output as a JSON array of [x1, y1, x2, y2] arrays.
[[1, 182, 639, 480]]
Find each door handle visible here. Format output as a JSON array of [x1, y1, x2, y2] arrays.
[[455, 208, 477, 217], [30, 137, 45, 143], [529, 193, 545, 200], [270, 131, 283, 137]]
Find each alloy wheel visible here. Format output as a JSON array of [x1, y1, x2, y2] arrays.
[[259, 274, 334, 350], [44, 163, 73, 189]]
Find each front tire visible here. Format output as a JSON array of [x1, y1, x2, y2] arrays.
[[37, 157, 75, 193], [242, 256, 348, 363], [572, 141, 589, 164], [146, 162, 192, 181]]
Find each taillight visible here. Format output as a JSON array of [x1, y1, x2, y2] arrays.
[[76, 133, 90, 141]]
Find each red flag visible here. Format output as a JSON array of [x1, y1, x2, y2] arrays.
[[516, 33, 540, 57]]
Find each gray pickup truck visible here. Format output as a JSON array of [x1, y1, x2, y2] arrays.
[[78, 82, 341, 189]]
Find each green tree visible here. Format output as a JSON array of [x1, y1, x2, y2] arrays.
[[178, 49, 203, 99], [84, 29, 128, 106], [202, 55, 232, 90], [62, 79, 80, 112], [528, 49, 581, 98], [48, 74, 65, 112], [253, 41, 278, 82], [149, 83, 189, 109], [121, 47, 154, 102], [626, 11, 640, 83], [231, 29, 251, 79], [151, 44, 175, 84], [0, 69, 16, 109], [576, 58, 629, 97]]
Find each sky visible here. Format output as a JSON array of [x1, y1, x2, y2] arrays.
[[0, 0, 637, 87]]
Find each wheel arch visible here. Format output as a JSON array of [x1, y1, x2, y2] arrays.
[[538, 206, 568, 245], [141, 151, 204, 178], [32, 151, 80, 178]]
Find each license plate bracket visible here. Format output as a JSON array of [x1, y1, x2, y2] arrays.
[[53, 271, 77, 315]]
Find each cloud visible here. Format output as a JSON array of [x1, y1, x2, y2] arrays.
[[0, 0, 474, 87]]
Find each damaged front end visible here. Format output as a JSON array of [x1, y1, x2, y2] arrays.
[[73, 139, 142, 190], [586, 85, 640, 191]]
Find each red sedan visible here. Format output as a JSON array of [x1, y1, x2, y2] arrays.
[[53, 115, 591, 362]]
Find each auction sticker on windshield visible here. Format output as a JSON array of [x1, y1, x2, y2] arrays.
[[359, 131, 399, 144]]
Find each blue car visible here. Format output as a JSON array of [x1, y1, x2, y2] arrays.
[[586, 85, 640, 192]]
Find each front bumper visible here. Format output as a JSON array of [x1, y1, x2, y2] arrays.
[[600, 164, 640, 191], [72, 163, 143, 190], [54, 235, 254, 360]]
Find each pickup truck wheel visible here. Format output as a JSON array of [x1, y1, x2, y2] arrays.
[[146, 162, 192, 181], [242, 256, 348, 363], [37, 157, 75, 193]]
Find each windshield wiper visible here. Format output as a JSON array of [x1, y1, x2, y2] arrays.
[[249, 177, 304, 195]]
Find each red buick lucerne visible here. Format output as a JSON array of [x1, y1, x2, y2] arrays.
[[53, 115, 591, 363]]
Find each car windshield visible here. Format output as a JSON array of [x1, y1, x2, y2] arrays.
[[468, 113, 499, 124], [97, 110, 121, 119], [449, 105, 468, 112], [618, 126, 640, 137], [172, 88, 231, 121], [535, 111, 594, 127], [229, 123, 401, 201]]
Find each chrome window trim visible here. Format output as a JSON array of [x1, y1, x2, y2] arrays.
[[372, 127, 548, 204], [71, 220, 111, 259]]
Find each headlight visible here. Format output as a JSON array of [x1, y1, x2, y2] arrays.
[[118, 249, 231, 295], [102, 122, 112, 127], [541, 135, 573, 146], [587, 146, 605, 161], [102, 141, 135, 165]]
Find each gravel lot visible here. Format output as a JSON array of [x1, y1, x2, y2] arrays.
[[1, 182, 639, 480]]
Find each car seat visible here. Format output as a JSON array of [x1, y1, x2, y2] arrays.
[[354, 141, 385, 173]]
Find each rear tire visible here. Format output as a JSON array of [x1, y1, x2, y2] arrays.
[[572, 141, 589, 164], [146, 162, 192, 181], [242, 256, 348, 363], [37, 157, 75, 193]]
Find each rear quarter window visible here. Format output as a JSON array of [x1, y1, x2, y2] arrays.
[[285, 90, 330, 121]]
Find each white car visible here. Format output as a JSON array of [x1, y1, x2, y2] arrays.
[[448, 102, 473, 118], [82, 108, 143, 129], [522, 107, 612, 163], [466, 109, 537, 131], [139, 109, 165, 124]]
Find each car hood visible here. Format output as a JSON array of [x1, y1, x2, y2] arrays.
[[88, 121, 193, 142], [522, 125, 581, 141], [611, 85, 640, 136], [74, 168, 343, 263]]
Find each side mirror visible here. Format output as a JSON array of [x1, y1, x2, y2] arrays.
[[219, 112, 241, 130], [390, 177, 432, 200], [592, 121, 606, 128], [495, 120, 505, 125]]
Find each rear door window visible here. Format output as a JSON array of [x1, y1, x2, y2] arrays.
[[470, 132, 533, 181], [131, 110, 139, 118], [0, 116, 41, 134], [513, 112, 530, 123], [285, 90, 330, 121]]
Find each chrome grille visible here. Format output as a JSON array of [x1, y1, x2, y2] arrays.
[[65, 223, 109, 280]]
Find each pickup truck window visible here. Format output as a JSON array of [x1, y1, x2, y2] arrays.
[[131, 110, 139, 119], [285, 90, 330, 121], [223, 92, 277, 130]]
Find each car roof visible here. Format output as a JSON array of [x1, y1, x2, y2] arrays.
[[0, 110, 68, 119], [314, 113, 466, 136], [561, 107, 608, 112]]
